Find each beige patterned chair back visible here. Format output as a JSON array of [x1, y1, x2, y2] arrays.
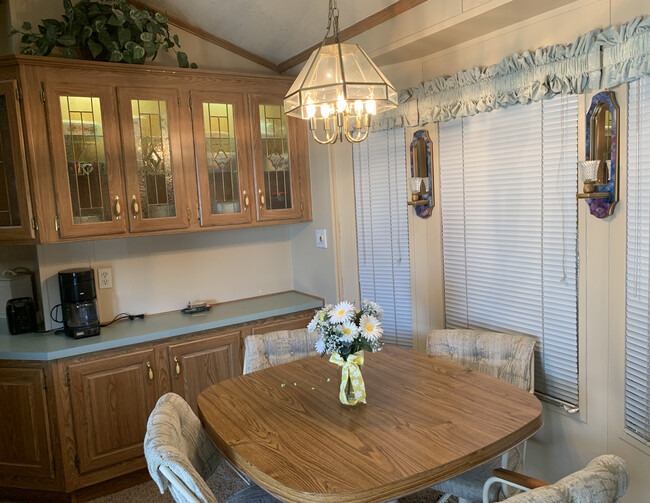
[[498, 455, 629, 502], [427, 329, 536, 392], [243, 328, 319, 374]]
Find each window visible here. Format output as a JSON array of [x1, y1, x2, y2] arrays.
[[438, 95, 579, 406], [353, 129, 413, 348], [625, 76, 650, 446]]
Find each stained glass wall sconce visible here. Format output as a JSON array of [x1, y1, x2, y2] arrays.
[[577, 91, 620, 218], [408, 130, 433, 218]]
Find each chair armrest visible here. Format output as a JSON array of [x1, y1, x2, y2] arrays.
[[493, 468, 551, 490], [482, 469, 551, 503]]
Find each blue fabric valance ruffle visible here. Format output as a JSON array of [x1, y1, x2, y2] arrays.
[[370, 15, 650, 130]]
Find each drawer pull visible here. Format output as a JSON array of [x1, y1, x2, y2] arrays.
[[146, 361, 154, 382], [132, 195, 140, 219], [258, 189, 265, 207], [243, 190, 249, 211], [114, 195, 121, 220], [174, 356, 181, 378]]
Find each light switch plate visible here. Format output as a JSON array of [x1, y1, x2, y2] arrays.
[[316, 229, 327, 249]]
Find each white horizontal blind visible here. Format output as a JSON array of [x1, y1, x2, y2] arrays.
[[625, 77, 650, 446], [439, 94, 579, 405], [353, 129, 413, 349]]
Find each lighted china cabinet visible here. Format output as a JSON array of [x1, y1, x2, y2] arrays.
[[0, 79, 35, 242], [0, 55, 312, 245], [250, 93, 310, 223]]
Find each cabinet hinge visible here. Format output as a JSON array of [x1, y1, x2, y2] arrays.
[[54, 216, 60, 233], [31, 217, 39, 231], [64, 368, 70, 387], [300, 201, 304, 211], [197, 206, 201, 222], [15, 87, 21, 102], [188, 95, 192, 111], [40, 89, 45, 104], [186, 208, 191, 223]]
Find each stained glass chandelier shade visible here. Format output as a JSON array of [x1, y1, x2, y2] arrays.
[[283, 0, 398, 144]]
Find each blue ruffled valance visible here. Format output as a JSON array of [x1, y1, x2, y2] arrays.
[[371, 14, 650, 129], [418, 29, 601, 124], [599, 16, 650, 88]]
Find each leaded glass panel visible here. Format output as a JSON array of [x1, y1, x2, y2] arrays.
[[203, 102, 240, 214], [131, 99, 176, 219], [0, 95, 20, 227], [259, 104, 291, 210], [60, 95, 111, 224]]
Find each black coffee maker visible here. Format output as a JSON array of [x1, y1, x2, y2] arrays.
[[58, 268, 100, 338]]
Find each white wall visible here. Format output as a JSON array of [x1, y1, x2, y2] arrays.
[[325, 0, 649, 500]]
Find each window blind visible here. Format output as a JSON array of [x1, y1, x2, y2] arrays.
[[353, 129, 413, 349], [625, 76, 650, 446], [438, 95, 579, 406]]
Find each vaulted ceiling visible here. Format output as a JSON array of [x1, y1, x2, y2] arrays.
[[135, 0, 580, 74]]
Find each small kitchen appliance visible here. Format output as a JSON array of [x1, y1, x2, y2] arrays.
[[6, 297, 38, 334], [58, 268, 100, 338]]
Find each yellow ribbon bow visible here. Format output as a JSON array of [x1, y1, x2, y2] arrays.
[[330, 350, 366, 405]]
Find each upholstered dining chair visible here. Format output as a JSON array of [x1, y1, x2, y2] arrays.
[[426, 328, 537, 503], [144, 392, 278, 503], [482, 454, 629, 503], [243, 327, 319, 374]]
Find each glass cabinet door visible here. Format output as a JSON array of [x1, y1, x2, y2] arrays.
[[190, 91, 253, 227], [249, 94, 308, 222], [117, 87, 188, 232], [0, 80, 35, 242], [45, 83, 127, 238]]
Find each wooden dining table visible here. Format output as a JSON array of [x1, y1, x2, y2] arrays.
[[197, 346, 543, 503]]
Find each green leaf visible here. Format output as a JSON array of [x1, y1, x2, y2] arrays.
[[132, 44, 146, 62], [142, 40, 156, 56], [122, 51, 133, 64], [56, 35, 77, 46], [94, 18, 107, 32], [82, 25, 93, 41], [189, 62, 198, 69], [87, 39, 103, 58], [124, 40, 136, 51], [21, 21, 32, 31], [117, 26, 131, 47], [41, 19, 62, 31], [98, 30, 112, 49], [176, 51, 189, 68], [112, 8, 126, 24], [9, 28, 18, 36], [63, 0, 73, 15], [62, 47, 79, 59], [139, 32, 153, 42], [108, 50, 123, 62], [172, 34, 179, 47], [154, 12, 166, 24]]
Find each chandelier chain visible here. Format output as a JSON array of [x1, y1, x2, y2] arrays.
[[322, 0, 340, 46]]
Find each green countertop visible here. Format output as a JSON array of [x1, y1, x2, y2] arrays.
[[0, 291, 322, 361]]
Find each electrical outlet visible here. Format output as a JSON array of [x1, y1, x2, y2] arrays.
[[316, 229, 327, 248], [98, 267, 113, 289]]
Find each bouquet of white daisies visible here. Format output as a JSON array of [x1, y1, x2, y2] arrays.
[[308, 300, 384, 361]]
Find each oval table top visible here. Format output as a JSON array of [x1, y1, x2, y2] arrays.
[[198, 346, 543, 503]]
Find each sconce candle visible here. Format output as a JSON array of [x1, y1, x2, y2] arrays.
[[408, 130, 434, 217]]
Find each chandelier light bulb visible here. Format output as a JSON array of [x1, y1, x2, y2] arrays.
[[306, 103, 317, 119], [321, 103, 331, 119], [365, 100, 377, 115]]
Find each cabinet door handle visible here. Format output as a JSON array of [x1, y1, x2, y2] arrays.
[[258, 189, 265, 208], [174, 356, 181, 378], [113, 195, 121, 220], [243, 190, 249, 211], [131, 195, 140, 219], [146, 361, 154, 382]]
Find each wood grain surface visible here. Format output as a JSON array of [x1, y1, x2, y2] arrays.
[[198, 346, 543, 503]]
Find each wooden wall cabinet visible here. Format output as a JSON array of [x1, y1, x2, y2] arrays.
[[0, 55, 312, 245]]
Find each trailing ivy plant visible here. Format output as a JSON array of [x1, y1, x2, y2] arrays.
[[11, 0, 197, 68]]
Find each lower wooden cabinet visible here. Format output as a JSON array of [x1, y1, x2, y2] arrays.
[[167, 330, 240, 414], [0, 309, 314, 499], [67, 348, 158, 474], [0, 365, 55, 483]]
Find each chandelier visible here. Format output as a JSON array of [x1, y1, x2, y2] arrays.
[[283, 0, 398, 144]]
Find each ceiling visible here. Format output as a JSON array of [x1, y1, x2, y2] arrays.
[[145, 0, 398, 66], [139, 0, 580, 73]]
